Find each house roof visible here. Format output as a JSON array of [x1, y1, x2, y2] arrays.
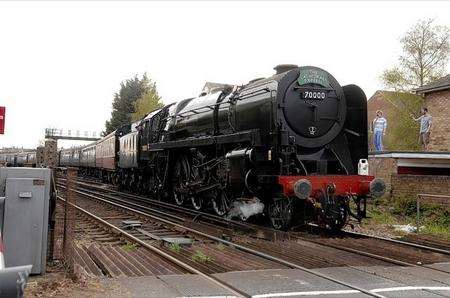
[[415, 74, 450, 94]]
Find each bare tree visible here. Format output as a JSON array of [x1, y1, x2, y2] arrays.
[[382, 18, 449, 91]]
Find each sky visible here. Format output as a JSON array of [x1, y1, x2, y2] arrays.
[[0, 0, 449, 149]]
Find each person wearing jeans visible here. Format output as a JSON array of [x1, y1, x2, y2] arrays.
[[372, 110, 387, 151]]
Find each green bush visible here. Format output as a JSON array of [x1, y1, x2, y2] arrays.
[[392, 196, 417, 216]]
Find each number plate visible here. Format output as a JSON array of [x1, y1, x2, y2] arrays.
[[301, 90, 327, 100]]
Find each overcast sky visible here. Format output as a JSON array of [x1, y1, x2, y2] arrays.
[[1, 0, 449, 149]]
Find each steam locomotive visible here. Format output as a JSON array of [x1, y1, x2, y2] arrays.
[[59, 65, 385, 230]]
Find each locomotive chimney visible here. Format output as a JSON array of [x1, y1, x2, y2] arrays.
[[274, 64, 298, 74]]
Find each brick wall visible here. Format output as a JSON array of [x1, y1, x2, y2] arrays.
[[36, 146, 45, 167], [424, 89, 450, 151], [44, 139, 58, 168], [369, 155, 450, 203], [391, 174, 450, 199], [368, 156, 397, 192]]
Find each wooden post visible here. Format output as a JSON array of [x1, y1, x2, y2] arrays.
[[416, 194, 420, 234], [63, 167, 76, 276]]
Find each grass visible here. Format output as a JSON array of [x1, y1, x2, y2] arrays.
[[366, 208, 398, 226], [422, 223, 450, 240], [364, 196, 450, 239], [122, 242, 138, 251], [169, 243, 181, 253], [217, 243, 226, 250], [192, 250, 214, 263]]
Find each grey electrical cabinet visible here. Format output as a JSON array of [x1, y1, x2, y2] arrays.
[[0, 168, 51, 275]]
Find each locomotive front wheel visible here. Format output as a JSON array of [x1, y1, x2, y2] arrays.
[[326, 203, 348, 232], [268, 197, 293, 231]]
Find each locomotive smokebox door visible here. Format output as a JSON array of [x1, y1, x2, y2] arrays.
[[278, 66, 347, 148]]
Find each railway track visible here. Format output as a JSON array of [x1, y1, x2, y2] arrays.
[[56, 178, 397, 298], [59, 176, 450, 258], [56, 196, 249, 297], [56, 175, 450, 297]]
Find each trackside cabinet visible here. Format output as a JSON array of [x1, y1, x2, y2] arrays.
[[0, 168, 51, 275]]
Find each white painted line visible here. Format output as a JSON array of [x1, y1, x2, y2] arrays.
[[252, 286, 450, 297], [372, 286, 450, 293], [179, 296, 237, 298], [253, 289, 359, 297]]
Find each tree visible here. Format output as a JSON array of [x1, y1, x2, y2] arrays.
[[131, 79, 164, 122], [381, 18, 450, 91], [104, 74, 161, 135], [382, 92, 423, 150]]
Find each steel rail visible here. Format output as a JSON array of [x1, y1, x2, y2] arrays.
[[64, 178, 450, 255], [56, 196, 249, 298], [56, 183, 188, 224], [58, 186, 384, 298], [57, 178, 266, 234], [59, 178, 450, 271], [70, 184, 449, 274], [342, 230, 450, 255], [293, 234, 450, 276]]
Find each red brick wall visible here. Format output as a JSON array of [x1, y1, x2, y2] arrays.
[[424, 89, 450, 151], [391, 174, 450, 199], [368, 156, 397, 192], [369, 156, 450, 203]]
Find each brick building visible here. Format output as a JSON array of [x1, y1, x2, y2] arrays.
[[415, 74, 450, 151], [367, 76, 450, 202], [369, 152, 450, 200]]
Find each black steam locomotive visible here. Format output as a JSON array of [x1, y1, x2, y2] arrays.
[[60, 65, 385, 230]]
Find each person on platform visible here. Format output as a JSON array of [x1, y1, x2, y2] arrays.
[[371, 110, 387, 151], [411, 107, 433, 151]]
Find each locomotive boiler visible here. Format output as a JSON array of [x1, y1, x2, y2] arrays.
[[134, 65, 385, 230]]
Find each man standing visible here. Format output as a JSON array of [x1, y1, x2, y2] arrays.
[[371, 110, 387, 151], [412, 108, 433, 151]]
